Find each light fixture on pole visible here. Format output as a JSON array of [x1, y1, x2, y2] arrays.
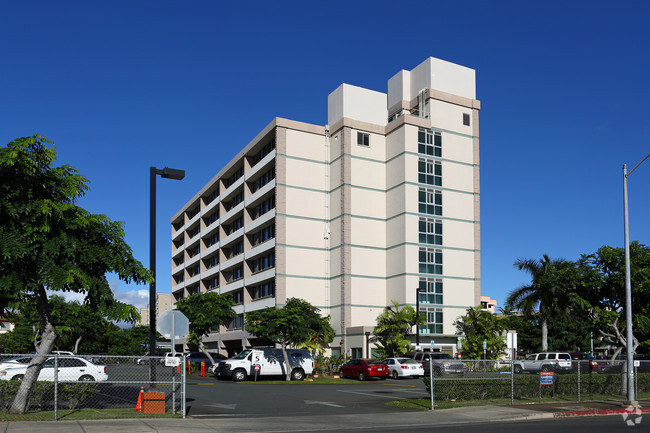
[[622, 154, 649, 406], [150, 166, 185, 384]]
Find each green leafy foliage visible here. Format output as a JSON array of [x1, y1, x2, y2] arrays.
[[0, 135, 152, 413], [454, 306, 506, 359], [372, 301, 424, 358], [245, 298, 334, 379], [176, 291, 236, 350]]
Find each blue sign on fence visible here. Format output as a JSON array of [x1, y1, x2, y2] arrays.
[[540, 372, 554, 385]]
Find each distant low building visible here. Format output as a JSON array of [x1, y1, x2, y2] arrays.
[[0, 318, 14, 334], [139, 292, 172, 327], [480, 296, 497, 313]]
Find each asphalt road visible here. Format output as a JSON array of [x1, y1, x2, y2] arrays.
[[185, 375, 429, 417]]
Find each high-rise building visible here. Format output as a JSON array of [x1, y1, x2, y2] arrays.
[[171, 57, 480, 357]]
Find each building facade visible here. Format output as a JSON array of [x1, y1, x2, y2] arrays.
[[139, 292, 172, 327], [171, 57, 480, 357]]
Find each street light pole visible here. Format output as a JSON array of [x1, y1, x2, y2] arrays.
[[622, 154, 649, 406], [150, 166, 185, 385], [416, 288, 423, 346]]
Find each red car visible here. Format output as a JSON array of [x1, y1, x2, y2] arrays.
[[569, 352, 609, 373], [339, 359, 389, 381]]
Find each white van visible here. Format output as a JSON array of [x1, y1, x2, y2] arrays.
[[213, 348, 313, 381]]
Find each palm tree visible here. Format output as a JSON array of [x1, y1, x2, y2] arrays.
[[505, 254, 573, 352]]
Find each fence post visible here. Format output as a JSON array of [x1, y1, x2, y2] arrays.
[[182, 357, 186, 419], [429, 359, 434, 410], [511, 349, 515, 405], [53, 356, 58, 421], [172, 360, 176, 414]]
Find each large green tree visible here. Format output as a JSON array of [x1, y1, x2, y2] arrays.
[[454, 306, 506, 360], [0, 135, 151, 413], [577, 242, 650, 357], [373, 301, 424, 358], [245, 298, 334, 380], [176, 291, 237, 363], [505, 255, 574, 352]]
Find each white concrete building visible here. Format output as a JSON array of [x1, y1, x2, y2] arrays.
[[171, 57, 480, 358]]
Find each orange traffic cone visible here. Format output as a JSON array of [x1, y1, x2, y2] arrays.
[[135, 389, 143, 412]]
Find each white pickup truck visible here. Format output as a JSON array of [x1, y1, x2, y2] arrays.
[[513, 352, 573, 374], [213, 348, 313, 382]]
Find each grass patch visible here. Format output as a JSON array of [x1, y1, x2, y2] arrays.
[[0, 407, 182, 422]]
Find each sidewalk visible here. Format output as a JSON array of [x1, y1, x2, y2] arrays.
[[0, 400, 647, 433]]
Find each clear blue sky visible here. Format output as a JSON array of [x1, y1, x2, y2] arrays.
[[2, 1, 649, 311]]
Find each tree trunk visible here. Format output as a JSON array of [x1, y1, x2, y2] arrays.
[[199, 340, 214, 365], [541, 315, 548, 352], [9, 285, 58, 414], [281, 343, 291, 381], [74, 335, 82, 354]]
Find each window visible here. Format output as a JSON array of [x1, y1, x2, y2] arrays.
[[250, 195, 275, 220], [224, 191, 244, 212], [250, 225, 275, 247], [227, 315, 244, 330], [419, 218, 442, 245], [463, 113, 470, 126], [205, 277, 219, 290], [250, 281, 275, 300], [186, 206, 199, 220], [357, 132, 370, 147], [418, 188, 442, 216], [251, 167, 276, 193], [419, 248, 442, 275], [205, 232, 219, 247], [223, 166, 244, 189], [232, 265, 243, 281], [205, 254, 219, 269], [351, 347, 363, 358], [250, 253, 275, 274], [187, 264, 200, 278], [232, 290, 244, 305], [419, 278, 443, 304], [421, 308, 443, 334], [187, 245, 200, 258], [173, 255, 185, 266], [204, 211, 219, 227], [418, 128, 441, 157], [418, 158, 442, 186], [187, 284, 199, 295], [188, 225, 200, 239], [225, 216, 244, 235], [249, 139, 276, 167], [173, 273, 184, 284], [204, 188, 219, 205]]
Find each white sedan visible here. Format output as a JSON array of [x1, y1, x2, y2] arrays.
[[0, 356, 33, 371], [0, 356, 108, 382], [382, 357, 424, 379]]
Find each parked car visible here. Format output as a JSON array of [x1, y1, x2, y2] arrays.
[[382, 357, 424, 379], [569, 352, 609, 373], [513, 352, 573, 374], [409, 352, 468, 376], [0, 356, 107, 382], [185, 352, 226, 368], [0, 356, 33, 371], [135, 352, 166, 365], [213, 348, 313, 381], [339, 359, 389, 381]]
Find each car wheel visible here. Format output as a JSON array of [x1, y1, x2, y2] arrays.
[[338, 369, 345, 378], [392, 370, 399, 379], [79, 375, 95, 382], [380, 376, 387, 380], [232, 369, 247, 382], [541, 365, 551, 372], [290, 368, 305, 381], [358, 372, 366, 381], [12, 375, 24, 381], [514, 365, 523, 374]]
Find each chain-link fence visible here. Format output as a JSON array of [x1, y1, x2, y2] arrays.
[[0, 354, 186, 421], [422, 359, 650, 409]]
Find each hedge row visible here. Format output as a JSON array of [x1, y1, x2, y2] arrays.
[[0, 381, 99, 411], [423, 372, 650, 401]]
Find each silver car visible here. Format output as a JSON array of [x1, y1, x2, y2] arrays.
[[382, 357, 424, 379]]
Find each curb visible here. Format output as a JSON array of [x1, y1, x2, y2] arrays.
[[554, 408, 650, 418]]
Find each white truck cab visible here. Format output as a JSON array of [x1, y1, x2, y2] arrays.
[[213, 348, 313, 382]]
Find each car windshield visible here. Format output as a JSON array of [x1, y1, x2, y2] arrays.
[[232, 350, 252, 360], [431, 354, 453, 360], [400, 359, 418, 365]]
